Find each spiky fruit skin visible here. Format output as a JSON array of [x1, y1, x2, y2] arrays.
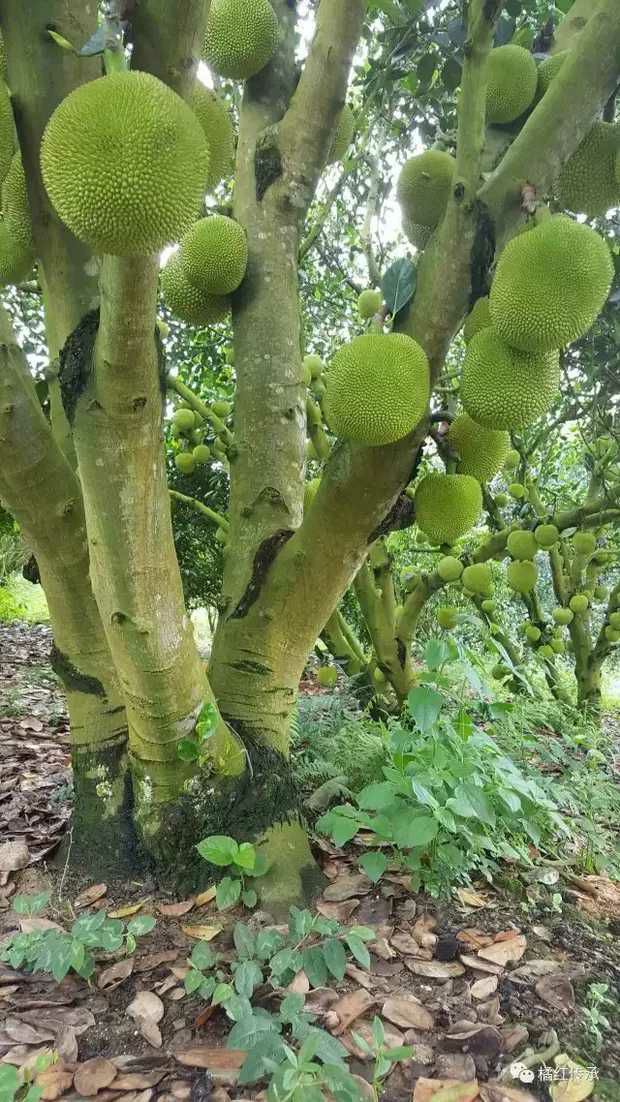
[[509, 483, 526, 500], [304, 354, 324, 380], [485, 45, 537, 124], [462, 328, 560, 431], [403, 218, 434, 251], [572, 531, 596, 555], [609, 611, 620, 631], [569, 593, 589, 614], [535, 524, 559, 548], [303, 478, 320, 512], [0, 81, 15, 189], [193, 444, 211, 464], [507, 529, 537, 561], [191, 83, 235, 191], [490, 216, 613, 353], [161, 253, 231, 326], [414, 472, 482, 546], [448, 412, 510, 482], [492, 663, 508, 680], [0, 31, 7, 83], [328, 105, 355, 163], [180, 215, 247, 296], [462, 563, 492, 596], [504, 449, 520, 471], [0, 222, 33, 286], [2, 153, 33, 252], [525, 624, 541, 642], [507, 560, 537, 594], [437, 555, 463, 582], [397, 150, 456, 229], [325, 332, 429, 446], [175, 452, 196, 475], [553, 607, 574, 625], [481, 599, 495, 615], [172, 409, 196, 434], [317, 666, 338, 688], [203, 0, 279, 80], [358, 288, 382, 320], [437, 606, 458, 629], [558, 123, 620, 218], [463, 296, 491, 343], [41, 72, 209, 256], [537, 51, 568, 96]]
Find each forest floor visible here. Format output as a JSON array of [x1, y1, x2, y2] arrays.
[[1, 622, 620, 1102]]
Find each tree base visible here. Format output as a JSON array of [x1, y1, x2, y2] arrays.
[[256, 819, 325, 918]]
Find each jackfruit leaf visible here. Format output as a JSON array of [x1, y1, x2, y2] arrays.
[[416, 53, 436, 87], [443, 57, 462, 91], [382, 258, 417, 318], [233, 842, 256, 871], [359, 851, 388, 884], [233, 922, 255, 960], [345, 933, 371, 969], [494, 15, 516, 45], [226, 1010, 280, 1050], [323, 938, 347, 981], [407, 684, 443, 733], [48, 29, 76, 51], [393, 814, 439, 848], [196, 834, 239, 866], [302, 945, 328, 987], [424, 637, 452, 670], [238, 1034, 286, 1086], [216, 877, 241, 910]]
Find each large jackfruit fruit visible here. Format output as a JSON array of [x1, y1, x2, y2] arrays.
[[414, 472, 482, 545], [41, 71, 209, 256], [397, 150, 455, 229], [161, 252, 231, 326], [0, 220, 33, 286], [2, 153, 33, 253], [463, 296, 491, 344], [204, 0, 279, 80], [461, 328, 560, 431], [536, 51, 569, 96], [191, 82, 235, 191], [489, 215, 613, 352], [448, 412, 510, 482], [0, 82, 15, 188], [507, 559, 538, 594], [485, 45, 537, 124], [462, 563, 492, 596], [179, 214, 248, 296], [557, 122, 620, 218], [324, 332, 429, 446]]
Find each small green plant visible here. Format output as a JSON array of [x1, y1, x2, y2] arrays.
[[176, 701, 219, 763], [351, 1016, 414, 1098], [195, 834, 269, 909], [259, 1031, 363, 1101], [582, 982, 614, 1052], [0, 1050, 56, 1102], [1, 894, 156, 982]]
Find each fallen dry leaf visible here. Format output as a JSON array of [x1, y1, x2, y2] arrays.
[[535, 973, 575, 1011], [127, 991, 164, 1024], [2, 1046, 52, 1069], [20, 917, 63, 934], [391, 932, 430, 957], [382, 995, 433, 1031], [157, 900, 194, 917], [331, 988, 375, 1035], [134, 950, 179, 973], [35, 1062, 74, 1101], [112, 1071, 167, 1090], [4, 1019, 55, 1044], [476, 994, 502, 1025], [567, 874, 620, 918], [413, 1079, 480, 1102], [315, 899, 359, 922], [55, 1026, 78, 1065], [456, 928, 494, 950], [73, 1057, 117, 1097], [73, 884, 107, 910], [345, 964, 374, 990], [322, 873, 372, 902], [174, 1048, 245, 1072], [445, 1022, 502, 1058], [408, 959, 465, 979], [459, 953, 504, 976], [138, 1021, 162, 1049], [477, 935, 526, 967], [470, 975, 498, 1000], [108, 901, 147, 919], [509, 959, 561, 983], [180, 924, 222, 941], [549, 1055, 594, 1102], [456, 887, 489, 909], [480, 1083, 538, 1102], [98, 957, 134, 990], [0, 840, 30, 872], [287, 970, 310, 995], [194, 887, 217, 907]]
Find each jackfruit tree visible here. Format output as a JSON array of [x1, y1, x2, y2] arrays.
[[0, 0, 619, 905]]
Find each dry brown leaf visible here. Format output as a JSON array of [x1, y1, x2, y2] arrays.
[[501, 1024, 529, 1054], [154, 976, 178, 996], [35, 1062, 74, 1101], [108, 902, 147, 919], [345, 964, 374, 990], [459, 953, 504, 976], [2, 1045, 52, 1069], [315, 899, 359, 922], [549, 1056, 594, 1102], [456, 888, 489, 909], [174, 1048, 245, 1072], [0, 840, 30, 872], [456, 928, 494, 950], [534, 973, 575, 1011], [322, 874, 372, 902], [20, 918, 63, 934], [116, 1090, 153, 1102], [5, 1018, 56, 1044], [111, 1071, 166, 1090], [55, 1026, 78, 1065], [390, 932, 429, 957], [170, 966, 190, 981], [568, 874, 620, 918], [0, 986, 19, 1000], [138, 1021, 162, 1049], [408, 960, 465, 979], [286, 971, 310, 995], [73, 1057, 117, 1097], [180, 924, 222, 941], [157, 900, 194, 918], [493, 928, 522, 943], [371, 938, 396, 961], [167, 988, 184, 1002], [18, 1009, 95, 1036], [73, 884, 107, 911], [476, 995, 502, 1025], [445, 1023, 502, 1058], [194, 887, 217, 907], [381, 996, 433, 1031], [331, 989, 375, 1035], [413, 1079, 480, 1102], [480, 1083, 538, 1102], [470, 975, 498, 1000], [134, 950, 179, 973], [477, 935, 526, 967], [509, 959, 561, 983], [98, 957, 134, 991], [127, 991, 164, 1024]]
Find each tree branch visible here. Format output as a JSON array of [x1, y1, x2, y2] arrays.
[[170, 488, 229, 532]]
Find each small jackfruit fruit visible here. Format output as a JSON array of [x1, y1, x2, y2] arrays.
[[558, 122, 619, 219], [495, 493, 509, 507], [525, 624, 541, 642], [437, 555, 463, 582], [462, 328, 560, 431], [489, 215, 613, 353], [538, 644, 554, 659], [161, 253, 231, 327], [506, 529, 537, 561], [180, 214, 248, 295], [448, 411, 510, 482], [325, 332, 429, 446], [504, 449, 520, 470], [193, 444, 211, 464], [509, 483, 526, 500], [609, 611, 620, 630], [328, 105, 355, 163], [203, 0, 279, 80], [397, 150, 456, 229], [605, 627, 620, 643], [550, 637, 565, 654], [0, 81, 15, 189], [536, 51, 568, 96], [172, 409, 196, 433], [2, 153, 33, 253], [572, 530, 596, 555], [414, 472, 482, 546], [535, 523, 559, 548], [318, 666, 338, 688], [485, 45, 537, 124], [437, 606, 458, 629], [0, 221, 33, 286], [212, 401, 232, 418], [481, 599, 495, 614], [569, 593, 589, 614], [463, 296, 491, 344], [507, 559, 537, 594], [462, 563, 492, 596], [358, 288, 382, 320], [492, 663, 508, 680], [304, 354, 324, 380], [175, 451, 196, 475], [41, 71, 209, 256], [552, 607, 574, 625], [191, 82, 235, 191]]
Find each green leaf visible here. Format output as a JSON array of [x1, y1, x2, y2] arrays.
[[344, 934, 370, 970], [359, 851, 388, 883], [393, 815, 439, 849], [234, 842, 256, 871], [48, 29, 75, 50], [255, 928, 285, 961], [49, 937, 74, 982], [12, 892, 50, 917], [196, 834, 239, 867], [234, 959, 263, 998], [320, 810, 360, 848], [357, 782, 399, 811], [424, 638, 451, 671], [442, 56, 462, 91], [269, 947, 300, 982], [279, 993, 306, 1023], [322, 938, 347, 981], [211, 981, 235, 1006], [216, 876, 241, 910], [372, 1015, 385, 1046], [177, 737, 200, 762], [241, 889, 258, 909], [0, 1064, 19, 1097], [302, 946, 328, 988], [244, 851, 269, 878], [191, 942, 216, 969], [381, 257, 417, 318], [127, 914, 156, 937], [222, 993, 253, 1021], [125, 933, 136, 956], [408, 685, 443, 733], [227, 1012, 280, 1049], [238, 1035, 287, 1086], [71, 910, 107, 942], [184, 967, 205, 994], [233, 923, 256, 960], [301, 1027, 348, 1065]]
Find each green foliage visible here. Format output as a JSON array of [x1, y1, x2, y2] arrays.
[[176, 700, 219, 764], [195, 833, 269, 910], [0, 1051, 56, 1102], [290, 691, 386, 795]]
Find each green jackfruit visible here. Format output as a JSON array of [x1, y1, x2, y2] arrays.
[[538, 644, 554, 659], [485, 45, 537, 124], [509, 483, 526, 499], [569, 593, 589, 614], [481, 599, 495, 614], [609, 611, 620, 630], [0, 220, 33, 286], [402, 218, 434, 251], [534, 523, 559, 548], [325, 332, 429, 446], [318, 666, 338, 688], [572, 530, 596, 555], [2, 153, 33, 252], [204, 0, 279, 80], [463, 296, 491, 343], [304, 354, 324, 380], [0, 31, 7, 83], [462, 328, 560, 431], [507, 559, 537, 594], [492, 663, 508, 680], [552, 607, 574, 625], [551, 637, 565, 654], [0, 81, 15, 188], [180, 214, 248, 295], [175, 451, 196, 475], [161, 252, 231, 327], [41, 71, 209, 256], [358, 288, 382, 320], [495, 493, 508, 507], [448, 412, 510, 482], [415, 472, 482, 546], [489, 215, 613, 353], [172, 408, 196, 433], [191, 82, 235, 191], [462, 563, 492, 596], [328, 105, 355, 163], [303, 478, 320, 512], [437, 555, 463, 582], [558, 122, 620, 219], [193, 444, 211, 464], [605, 627, 620, 643], [397, 150, 456, 229], [536, 51, 569, 96], [506, 529, 537, 561], [437, 606, 458, 629], [504, 449, 520, 470], [525, 624, 541, 642]]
